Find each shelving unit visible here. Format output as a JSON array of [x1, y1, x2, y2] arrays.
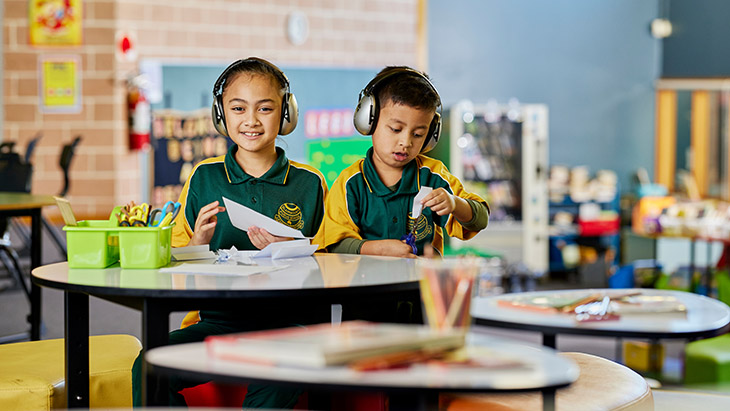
[[446, 101, 549, 275], [548, 192, 621, 286]]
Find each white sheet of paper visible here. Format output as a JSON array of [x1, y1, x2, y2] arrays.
[[159, 263, 286, 276], [271, 244, 318, 259], [222, 196, 306, 238], [171, 245, 216, 261], [254, 239, 311, 258], [411, 186, 433, 219]]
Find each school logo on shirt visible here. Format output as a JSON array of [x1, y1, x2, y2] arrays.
[[406, 214, 432, 241], [275, 203, 304, 230]]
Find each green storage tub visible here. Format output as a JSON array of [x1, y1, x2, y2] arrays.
[[118, 225, 172, 269], [64, 206, 173, 269], [64, 219, 120, 268]]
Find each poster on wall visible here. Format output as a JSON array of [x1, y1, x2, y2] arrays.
[[29, 0, 83, 46], [151, 108, 231, 207], [304, 107, 370, 186], [39, 55, 82, 113]]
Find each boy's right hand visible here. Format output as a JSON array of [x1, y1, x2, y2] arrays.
[[189, 200, 225, 246], [360, 239, 417, 259]]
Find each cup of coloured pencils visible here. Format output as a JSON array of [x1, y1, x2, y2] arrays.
[[417, 257, 483, 331]]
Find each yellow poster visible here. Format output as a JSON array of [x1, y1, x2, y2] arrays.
[[29, 0, 83, 46], [40, 56, 81, 113]]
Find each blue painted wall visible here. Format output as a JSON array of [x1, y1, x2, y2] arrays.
[[158, 65, 377, 163], [428, 0, 661, 189], [663, 0, 730, 77]]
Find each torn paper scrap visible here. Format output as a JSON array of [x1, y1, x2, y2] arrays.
[[412, 186, 433, 219]]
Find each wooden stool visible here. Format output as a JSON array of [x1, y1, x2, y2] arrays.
[[441, 352, 654, 411], [0, 334, 141, 410], [684, 334, 730, 385]]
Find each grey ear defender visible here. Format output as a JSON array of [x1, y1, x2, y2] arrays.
[[353, 67, 442, 153], [211, 57, 298, 137]]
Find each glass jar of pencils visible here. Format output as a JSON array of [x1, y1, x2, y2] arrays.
[[416, 257, 484, 331]]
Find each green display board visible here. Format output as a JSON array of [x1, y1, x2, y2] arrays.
[[307, 137, 372, 186]]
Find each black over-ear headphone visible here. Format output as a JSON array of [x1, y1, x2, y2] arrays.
[[353, 67, 442, 153], [211, 57, 298, 137]]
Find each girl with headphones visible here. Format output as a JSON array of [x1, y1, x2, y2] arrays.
[[323, 66, 490, 258], [132, 58, 327, 408]]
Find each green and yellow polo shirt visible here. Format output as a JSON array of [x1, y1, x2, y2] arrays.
[[323, 148, 489, 255], [171, 145, 328, 251]]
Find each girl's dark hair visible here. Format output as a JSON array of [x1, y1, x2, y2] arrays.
[[219, 58, 287, 97]]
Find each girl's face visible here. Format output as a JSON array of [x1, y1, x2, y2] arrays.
[[221, 72, 283, 159]]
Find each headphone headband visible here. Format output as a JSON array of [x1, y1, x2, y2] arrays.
[[211, 57, 298, 137], [360, 67, 440, 103], [212, 57, 290, 98]]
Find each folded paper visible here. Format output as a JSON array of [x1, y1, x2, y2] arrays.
[[222, 196, 306, 238]]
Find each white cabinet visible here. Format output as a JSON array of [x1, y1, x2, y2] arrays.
[[447, 101, 549, 275]]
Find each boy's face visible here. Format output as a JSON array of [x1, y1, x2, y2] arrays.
[[222, 72, 282, 158], [371, 100, 435, 177]]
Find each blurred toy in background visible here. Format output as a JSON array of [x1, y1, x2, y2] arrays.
[[548, 165, 618, 204], [635, 167, 668, 198]]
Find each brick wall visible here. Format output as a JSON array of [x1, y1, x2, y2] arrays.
[[4, 0, 419, 219]]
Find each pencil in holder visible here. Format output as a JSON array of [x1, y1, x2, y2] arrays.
[[417, 257, 483, 331]]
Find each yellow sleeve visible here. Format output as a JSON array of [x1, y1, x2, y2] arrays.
[[322, 164, 363, 249], [427, 157, 489, 241], [310, 174, 329, 252], [171, 168, 195, 248]]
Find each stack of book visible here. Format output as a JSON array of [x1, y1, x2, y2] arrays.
[[206, 321, 466, 370]]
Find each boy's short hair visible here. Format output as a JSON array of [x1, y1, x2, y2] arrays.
[[218, 58, 287, 97], [375, 66, 441, 112]]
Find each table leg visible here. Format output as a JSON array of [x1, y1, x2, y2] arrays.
[[142, 299, 170, 406], [30, 208, 42, 340], [542, 387, 556, 411], [389, 391, 439, 411], [65, 291, 89, 408], [704, 240, 713, 295], [542, 333, 556, 349], [689, 239, 696, 290]]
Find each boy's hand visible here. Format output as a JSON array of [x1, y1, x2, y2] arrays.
[[247, 226, 293, 250], [361, 239, 417, 259], [422, 188, 456, 216], [189, 201, 225, 246], [422, 188, 473, 223]]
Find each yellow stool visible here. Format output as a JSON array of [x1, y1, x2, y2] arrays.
[[441, 352, 654, 411], [0, 334, 141, 410]]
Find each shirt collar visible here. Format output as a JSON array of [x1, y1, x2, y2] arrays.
[[362, 147, 421, 197], [224, 146, 290, 185]]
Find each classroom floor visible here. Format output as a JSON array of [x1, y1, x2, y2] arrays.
[[1, 223, 729, 407]]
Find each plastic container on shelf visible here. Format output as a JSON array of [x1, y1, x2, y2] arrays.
[[577, 217, 620, 236]]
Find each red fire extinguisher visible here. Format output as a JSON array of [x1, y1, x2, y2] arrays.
[[128, 84, 151, 150]]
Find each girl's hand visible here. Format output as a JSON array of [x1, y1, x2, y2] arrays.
[[361, 239, 417, 259], [422, 188, 456, 216], [189, 201, 225, 246], [248, 226, 293, 250]]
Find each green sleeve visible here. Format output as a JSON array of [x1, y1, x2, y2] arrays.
[[457, 199, 490, 231], [328, 237, 366, 254]]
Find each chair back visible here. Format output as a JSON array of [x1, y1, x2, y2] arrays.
[[59, 136, 81, 197], [0, 148, 32, 193], [24, 133, 43, 164]]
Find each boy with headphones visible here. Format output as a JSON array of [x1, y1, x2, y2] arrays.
[[132, 57, 327, 408], [323, 66, 489, 257]]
